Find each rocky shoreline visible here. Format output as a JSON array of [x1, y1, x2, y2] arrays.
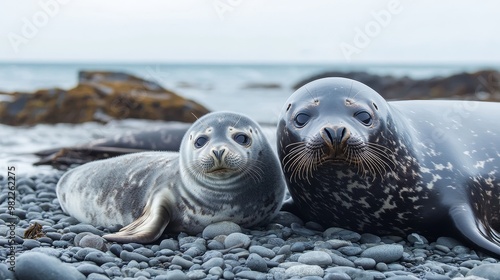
[[1, 170, 500, 280], [293, 70, 500, 102], [0, 71, 210, 126]]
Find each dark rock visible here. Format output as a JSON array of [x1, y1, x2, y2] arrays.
[[76, 263, 105, 275], [467, 263, 500, 280], [15, 252, 85, 280], [246, 253, 268, 272], [0, 71, 209, 126], [68, 224, 104, 235], [79, 234, 107, 251], [202, 221, 241, 239], [360, 244, 404, 263], [298, 251, 333, 267], [249, 245, 276, 259], [120, 250, 150, 263], [160, 239, 179, 251], [294, 70, 500, 102], [436, 237, 462, 249], [224, 232, 251, 249], [0, 263, 14, 280], [235, 270, 268, 280], [84, 251, 117, 265]]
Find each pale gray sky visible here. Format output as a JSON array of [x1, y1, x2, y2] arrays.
[[1, 0, 499, 64]]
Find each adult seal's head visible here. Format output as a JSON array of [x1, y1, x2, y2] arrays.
[[278, 77, 500, 258], [57, 111, 285, 243], [278, 77, 396, 183]]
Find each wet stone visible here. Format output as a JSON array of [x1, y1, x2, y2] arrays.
[[436, 237, 461, 249], [467, 263, 500, 280], [30, 247, 62, 258], [354, 257, 376, 269], [208, 266, 223, 276], [133, 247, 155, 258], [69, 224, 104, 235], [291, 242, 306, 252], [291, 223, 317, 236], [120, 250, 150, 263], [79, 234, 106, 251], [45, 232, 62, 240], [186, 270, 206, 279], [361, 244, 404, 263], [249, 245, 276, 259], [164, 269, 189, 280], [109, 243, 122, 257], [207, 240, 224, 250], [172, 255, 194, 269], [202, 221, 241, 239], [15, 252, 85, 280], [224, 232, 251, 249], [246, 253, 268, 272], [324, 272, 351, 280], [77, 263, 105, 275], [87, 273, 111, 280], [285, 264, 324, 278], [360, 233, 381, 244], [435, 244, 451, 253], [330, 253, 355, 267], [202, 257, 224, 271], [338, 246, 363, 256], [327, 239, 352, 249], [85, 251, 116, 265], [235, 270, 268, 280], [298, 251, 333, 267], [22, 239, 41, 249]]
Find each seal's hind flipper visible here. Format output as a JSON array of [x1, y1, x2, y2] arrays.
[[450, 203, 500, 258], [103, 196, 171, 244]]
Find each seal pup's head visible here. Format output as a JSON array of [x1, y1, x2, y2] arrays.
[[180, 111, 273, 188], [278, 77, 397, 183]]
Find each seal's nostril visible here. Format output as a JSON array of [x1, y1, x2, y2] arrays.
[[212, 149, 225, 161], [323, 127, 335, 145], [340, 127, 347, 141], [323, 127, 348, 145]]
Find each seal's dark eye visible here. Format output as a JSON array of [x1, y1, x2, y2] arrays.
[[233, 133, 251, 146], [194, 136, 208, 148], [294, 113, 310, 127], [355, 111, 373, 126]]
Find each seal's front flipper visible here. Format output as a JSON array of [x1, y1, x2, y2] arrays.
[[103, 196, 170, 244], [450, 203, 500, 258]]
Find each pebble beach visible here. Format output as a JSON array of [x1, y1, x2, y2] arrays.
[[2, 168, 500, 280]]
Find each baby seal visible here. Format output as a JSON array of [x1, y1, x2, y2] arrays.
[[57, 111, 285, 243], [278, 77, 500, 257]]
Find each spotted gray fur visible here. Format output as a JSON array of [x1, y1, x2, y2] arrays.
[[278, 77, 500, 257]]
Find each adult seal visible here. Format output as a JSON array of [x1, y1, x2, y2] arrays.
[[57, 111, 285, 243], [278, 77, 500, 256]]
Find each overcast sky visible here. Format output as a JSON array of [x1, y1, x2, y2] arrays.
[[1, 0, 499, 64]]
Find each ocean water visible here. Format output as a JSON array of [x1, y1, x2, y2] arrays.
[[0, 62, 496, 124], [1, 62, 498, 174]]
